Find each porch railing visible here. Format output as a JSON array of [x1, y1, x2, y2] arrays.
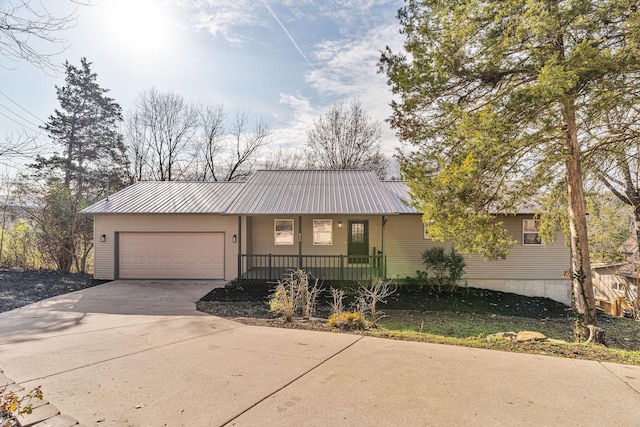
[[238, 253, 386, 282]]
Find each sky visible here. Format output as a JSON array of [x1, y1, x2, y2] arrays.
[[0, 0, 405, 175]]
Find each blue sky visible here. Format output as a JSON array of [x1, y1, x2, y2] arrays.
[[0, 0, 404, 173]]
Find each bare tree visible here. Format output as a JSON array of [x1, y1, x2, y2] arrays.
[[223, 110, 271, 181], [126, 95, 272, 182], [125, 113, 150, 182], [129, 88, 198, 181], [262, 147, 305, 171], [0, 0, 79, 71], [306, 99, 388, 178], [193, 103, 226, 181]]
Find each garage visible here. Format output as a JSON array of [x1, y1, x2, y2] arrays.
[[118, 232, 225, 279]]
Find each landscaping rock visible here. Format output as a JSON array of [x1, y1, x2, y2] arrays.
[[486, 332, 518, 342], [516, 331, 547, 342]]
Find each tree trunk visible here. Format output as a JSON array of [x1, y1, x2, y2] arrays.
[[563, 101, 597, 326]]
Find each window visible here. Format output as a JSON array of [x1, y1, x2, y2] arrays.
[[523, 219, 541, 245], [274, 219, 294, 245], [313, 219, 332, 245], [351, 222, 365, 243]]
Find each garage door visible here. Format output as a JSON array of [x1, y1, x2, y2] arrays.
[[119, 232, 224, 279]]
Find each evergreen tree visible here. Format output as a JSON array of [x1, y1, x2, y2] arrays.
[[380, 0, 640, 327], [19, 58, 128, 272]]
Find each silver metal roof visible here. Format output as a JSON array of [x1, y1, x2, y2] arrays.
[[225, 170, 400, 215], [80, 181, 245, 214], [382, 181, 419, 214], [81, 170, 539, 216]]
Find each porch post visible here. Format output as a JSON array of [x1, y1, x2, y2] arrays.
[[298, 215, 302, 269], [237, 215, 242, 279], [381, 215, 387, 278]]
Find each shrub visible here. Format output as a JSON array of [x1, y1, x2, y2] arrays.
[[329, 287, 345, 315], [419, 247, 466, 292], [353, 278, 397, 326], [269, 283, 296, 322], [1, 385, 43, 426], [268, 269, 324, 321], [326, 312, 366, 330]]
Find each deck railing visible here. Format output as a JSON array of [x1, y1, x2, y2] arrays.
[[238, 253, 386, 282]]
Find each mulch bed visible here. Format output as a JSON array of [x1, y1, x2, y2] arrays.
[[0, 269, 98, 313], [196, 282, 572, 331]]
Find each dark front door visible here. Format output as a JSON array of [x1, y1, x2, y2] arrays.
[[348, 220, 369, 263]]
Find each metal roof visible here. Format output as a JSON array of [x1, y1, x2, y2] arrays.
[[80, 181, 245, 214], [382, 181, 419, 214], [81, 170, 542, 216], [225, 170, 400, 215]]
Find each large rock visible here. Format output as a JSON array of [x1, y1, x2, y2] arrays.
[[486, 332, 517, 342], [516, 331, 547, 342]]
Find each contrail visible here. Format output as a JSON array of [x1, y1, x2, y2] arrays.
[[261, 0, 317, 70]]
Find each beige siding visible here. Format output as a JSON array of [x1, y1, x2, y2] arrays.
[[93, 214, 238, 281], [248, 215, 384, 256], [384, 215, 570, 280], [384, 214, 572, 303]]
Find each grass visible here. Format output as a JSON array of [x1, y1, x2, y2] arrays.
[[380, 311, 574, 342], [199, 282, 640, 365], [365, 329, 640, 366]]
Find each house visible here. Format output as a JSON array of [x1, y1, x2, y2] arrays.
[[592, 235, 639, 316], [81, 170, 571, 304]]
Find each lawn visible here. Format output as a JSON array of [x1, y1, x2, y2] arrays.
[[198, 282, 640, 365]]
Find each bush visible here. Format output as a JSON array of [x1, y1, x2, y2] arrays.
[[1, 385, 43, 426], [329, 287, 345, 315], [419, 247, 466, 292], [326, 312, 366, 330], [353, 278, 397, 326], [268, 269, 324, 321]]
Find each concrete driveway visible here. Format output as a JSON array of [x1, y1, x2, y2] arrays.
[[0, 280, 639, 427]]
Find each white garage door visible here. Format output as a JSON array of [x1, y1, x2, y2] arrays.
[[119, 232, 224, 279]]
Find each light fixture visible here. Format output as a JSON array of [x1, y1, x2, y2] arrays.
[[338, 221, 342, 229], [100, 234, 106, 243], [232, 234, 237, 243]]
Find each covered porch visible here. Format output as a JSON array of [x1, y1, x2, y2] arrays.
[[237, 252, 386, 283], [234, 213, 390, 284]]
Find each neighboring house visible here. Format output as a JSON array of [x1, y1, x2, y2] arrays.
[[81, 170, 571, 304], [592, 236, 639, 316]]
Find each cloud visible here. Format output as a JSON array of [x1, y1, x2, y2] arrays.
[[270, 93, 319, 147], [261, 0, 316, 69], [188, 1, 266, 45], [304, 22, 404, 153]]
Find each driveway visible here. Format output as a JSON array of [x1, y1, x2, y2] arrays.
[[0, 280, 639, 426]]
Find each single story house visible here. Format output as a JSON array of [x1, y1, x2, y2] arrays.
[[81, 170, 571, 304]]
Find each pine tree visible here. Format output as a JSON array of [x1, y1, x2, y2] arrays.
[[379, 0, 640, 327], [20, 58, 128, 272]]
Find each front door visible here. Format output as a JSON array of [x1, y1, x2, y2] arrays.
[[348, 220, 369, 264]]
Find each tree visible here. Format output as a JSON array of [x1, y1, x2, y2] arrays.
[[127, 88, 198, 181], [305, 99, 388, 179], [18, 58, 128, 272], [379, 1, 640, 327], [221, 110, 271, 182], [0, 0, 78, 71], [127, 97, 271, 182], [586, 191, 632, 263], [586, 95, 640, 261]]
